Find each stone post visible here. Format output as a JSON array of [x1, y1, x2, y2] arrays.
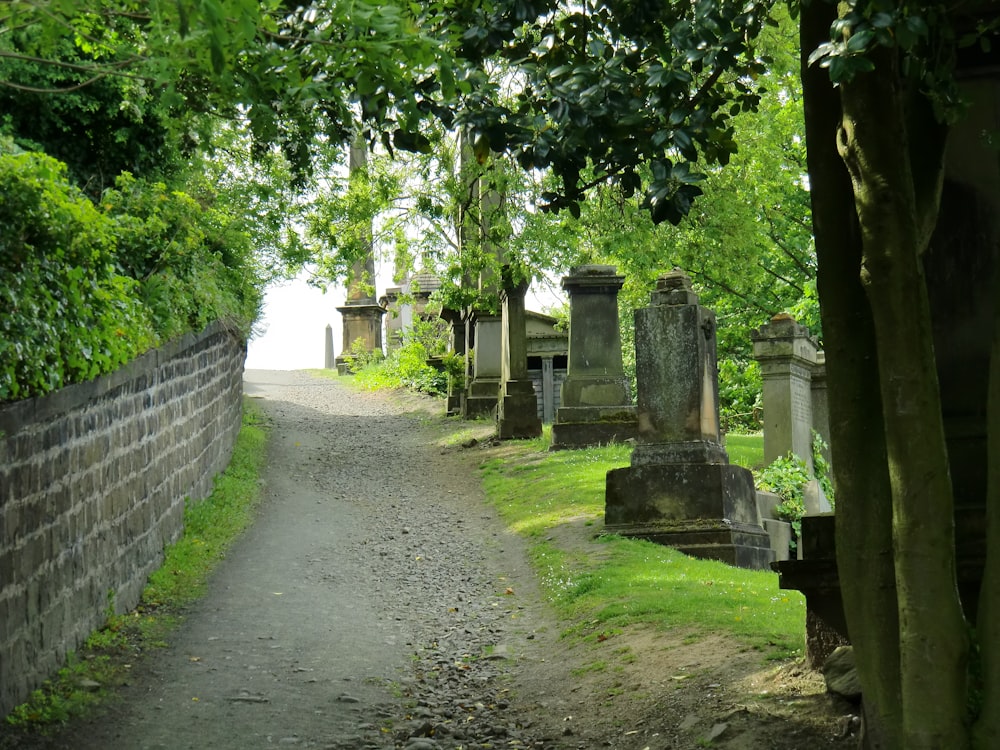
[[335, 139, 385, 374], [380, 287, 403, 353], [605, 270, 773, 570], [811, 352, 832, 466], [464, 311, 502, 418], [324, 324, 335, 369], [750, 313, 820, 471], [497, 269, 542, 439], [551, 265, 637, 449], [440, 306, 467, 417]]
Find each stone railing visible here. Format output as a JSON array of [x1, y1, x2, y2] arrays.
[[0, 323, 246, 717]]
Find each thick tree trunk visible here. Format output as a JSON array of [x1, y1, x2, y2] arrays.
[[974, 282, 1000, 748], [799, 5, 901, 746], [837, 45, 968, 750]]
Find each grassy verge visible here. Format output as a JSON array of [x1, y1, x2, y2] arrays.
[[3, 400, 269, 734], [477, 429, 803, 658]]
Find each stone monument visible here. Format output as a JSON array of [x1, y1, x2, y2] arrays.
[[335, 140, 385, 374], [605, 270, 773, 570], [551, 265, 637, 449], [463, 311, 502, 418], [497, 268, 542, 439], [751, 314, 832, 515]]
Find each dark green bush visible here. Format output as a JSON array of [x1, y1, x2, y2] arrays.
[[0, 151, 156, 401], [0, 148, 263, 403]]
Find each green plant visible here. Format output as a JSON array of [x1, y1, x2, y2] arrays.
[[811, 430, 835, 506], [0, 149, 157, 402], [341, 337, 384, 374]]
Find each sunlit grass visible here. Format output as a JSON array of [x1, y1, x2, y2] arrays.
[[725, 432, 765, 469], [480, 433, 803, 659]]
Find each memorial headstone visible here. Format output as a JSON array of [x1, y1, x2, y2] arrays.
[[551, 265, 637, 449], [497, 269, 542, 439], [605, 270, 773, 570]]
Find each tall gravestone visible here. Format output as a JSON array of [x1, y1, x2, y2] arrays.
[[551, 265, 637, 449], [751, 314, 832, 515], [464, 312, 502, 418], [497, 269, 542, 439], [605, 270, 773, 570], [335, 140, 385, 374]]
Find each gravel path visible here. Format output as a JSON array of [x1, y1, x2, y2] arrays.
[[29, 370, 563, 750]]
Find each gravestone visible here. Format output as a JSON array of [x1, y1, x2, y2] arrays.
[[335, 140, 385, 374], [464, 312, 502, 418], [751, 314, 832, 516], [605, 270, 773, 570], [440, 306, 466, 417], [497, 269, 542, 439], [751, 314, 821, 470], [551, 265, 637, 449]]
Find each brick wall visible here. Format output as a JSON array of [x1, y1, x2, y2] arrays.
[[0, 323, 246, 717]]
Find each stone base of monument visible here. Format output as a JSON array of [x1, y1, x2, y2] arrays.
[[605, 463, 774, 570], [463, 379, 500, 419], [498, 381, 542, 439], [551, 405, 637, 449]]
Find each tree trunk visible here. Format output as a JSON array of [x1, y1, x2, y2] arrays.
[[799, 4, 902, 746], [837, 44, 968, 750], [973, 277, 1000, 747]]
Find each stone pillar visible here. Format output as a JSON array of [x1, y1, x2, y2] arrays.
[[605, 270, 773, 570], [381, 287, 404, 353], [324, 324, 335, 369], [810, 352, 832, 466], [440, 306, 467, 417], [541, 356, 555, 424], [497, 270, 542, 439], [751, 313, 820, 471], [464, 311, 502, 418], [335, 139, 385, 374], [551, 265, 637, 449]]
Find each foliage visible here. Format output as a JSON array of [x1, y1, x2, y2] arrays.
[[353, 318, 456, 396], [340, 337, 385, 375], [754, 431, 835, 551], [102, 172, 263, 340], [0, 30, 193, 197], [755, 452, 810, 528], [0, 145, 263, 403], [0, 149, 156, 401]]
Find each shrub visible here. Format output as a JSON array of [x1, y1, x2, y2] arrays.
[[0, 148, 263, 403], [0, 151, 156, 401]]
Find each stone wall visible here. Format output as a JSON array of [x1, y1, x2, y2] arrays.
[[0, 323, 246, 717]]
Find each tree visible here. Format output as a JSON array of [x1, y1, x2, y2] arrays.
[[799, 2, 999, 747]]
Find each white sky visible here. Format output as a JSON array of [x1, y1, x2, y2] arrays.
[[245, 274, 344, 370], [246, 270, 566, 371]]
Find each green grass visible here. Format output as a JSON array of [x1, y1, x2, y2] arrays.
[[3, 400, 269, 733], [724, 432, 765, 469], [480, 429, 803, 659]]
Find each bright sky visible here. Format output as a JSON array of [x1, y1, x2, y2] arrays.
[[246, 270, 566, 371], [245, 274, 344, 370]]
